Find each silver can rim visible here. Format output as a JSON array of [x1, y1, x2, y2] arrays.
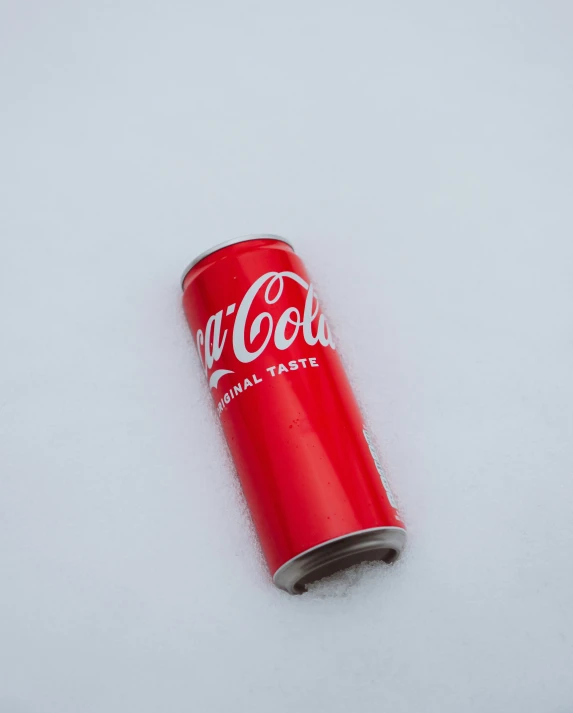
[[273, 526, 407, 594], [181, 234, 294, 290]]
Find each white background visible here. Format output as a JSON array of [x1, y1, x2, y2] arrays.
[[1, 1, 572, 711]]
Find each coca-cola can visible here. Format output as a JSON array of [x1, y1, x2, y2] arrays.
[[181, 235, 406, 593]]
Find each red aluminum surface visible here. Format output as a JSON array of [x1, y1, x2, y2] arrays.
[[182, 237, 404, 578]]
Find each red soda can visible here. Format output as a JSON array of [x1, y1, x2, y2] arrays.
[[181, 235, 406, 593]]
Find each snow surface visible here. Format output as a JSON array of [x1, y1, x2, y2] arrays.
[[1, 1, 573, 711]]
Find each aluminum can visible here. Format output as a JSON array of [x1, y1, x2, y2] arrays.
[[181, 235, 405, 593]]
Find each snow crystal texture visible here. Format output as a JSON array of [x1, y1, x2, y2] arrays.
[[1, 1, 572, 711]]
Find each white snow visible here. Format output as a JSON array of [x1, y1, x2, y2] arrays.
[[1, 1, 573, 711]]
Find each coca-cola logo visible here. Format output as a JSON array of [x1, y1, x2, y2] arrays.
[[195, 271, 336, 389]]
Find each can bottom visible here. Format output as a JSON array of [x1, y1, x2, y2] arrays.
[[272, 527, 407, 595]]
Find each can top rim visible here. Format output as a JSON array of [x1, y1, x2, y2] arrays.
[[180, 234, 294, 290]]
